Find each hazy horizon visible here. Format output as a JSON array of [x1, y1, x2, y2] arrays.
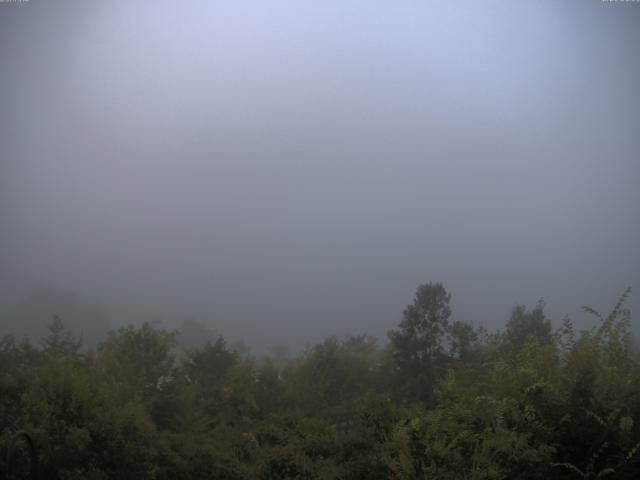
[[2, 0, 639, 351]]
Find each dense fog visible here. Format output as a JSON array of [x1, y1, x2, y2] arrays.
[[1, 0, 639, 352]]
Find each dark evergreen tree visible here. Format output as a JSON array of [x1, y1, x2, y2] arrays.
[[388, 282, 452, 406]]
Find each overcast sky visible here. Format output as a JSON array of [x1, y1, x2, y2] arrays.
[[1, 0, 639, 349]]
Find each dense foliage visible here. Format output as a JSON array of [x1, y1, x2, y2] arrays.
[[1, 284, 638, 479]]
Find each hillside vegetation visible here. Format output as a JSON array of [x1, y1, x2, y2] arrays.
[[1, 284, 638, 479]]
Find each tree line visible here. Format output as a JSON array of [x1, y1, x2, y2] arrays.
[[1, 283, 638, 479]]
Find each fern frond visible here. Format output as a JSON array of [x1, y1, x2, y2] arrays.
[[608, 287, 631, 320], [626, 442, 640, 462], [582, 305, 603, 321], [587, 442, 608, 474], [551, 462, 586, 477], [594, 467, 615, 479], [585, 410, 606, 427]]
